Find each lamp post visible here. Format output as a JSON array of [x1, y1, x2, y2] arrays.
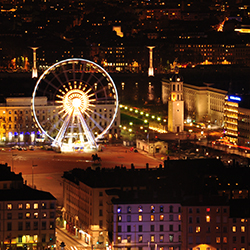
[[32, 161, 37, 188]]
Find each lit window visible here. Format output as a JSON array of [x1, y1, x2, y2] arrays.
[[26, 203, 30, 209], [34, 203, 38, 209], [43, 213, 47, 218], [241, 226, 245, 232], [150, 235, 155, 242], [206, 215, 210, 222], [160, 215, 164, 221], [223, 237, 227, 243], [151, 215, 154, 221], [216, 237, 220, 243], [178, 214, 181, 220], [138, 206, 143, 213], [138, 235, 143, 243], [151, 205, 155, 213], [26, 213, 31, 218], [159, 235, 164, 242], [7, 204, 12, 210], [34, 212, 38, 219], [117, 207, 121, 213], [206, 208, 210, 212], [196, 227, 200, 233], [127, 206, 131, 213], [139, 215, 142, 221], [117, 236, 121, 243], [232, 226, 236, 232], [18, 204, 23, 209], [118, 215, 122, 222]]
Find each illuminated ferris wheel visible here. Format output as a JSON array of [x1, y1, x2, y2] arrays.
[[32, 58, 119, 151]]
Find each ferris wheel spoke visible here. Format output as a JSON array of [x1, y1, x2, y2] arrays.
[[43, 78, 60, 94], [62, 65, 69, 83], [52, 71, 65, 88], [88, 116, 105, 132], [46, 116, 64, 136]]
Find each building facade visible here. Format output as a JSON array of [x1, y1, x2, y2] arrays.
[[0, 97, 120, 145], [0, 164, 57, 250], [113, 202, 182, 250]]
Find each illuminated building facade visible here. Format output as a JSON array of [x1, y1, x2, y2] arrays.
[[0, 97, 120, 144], [224, 96, 241, 144], [167, 72, 184, 133], [113, 200, 182, 250], [162, 80, 226, 127], [0, 164, 56, 250]]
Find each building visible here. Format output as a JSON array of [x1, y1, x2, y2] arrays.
[[162, 79, 227, 127], [167, 71, 184, 133], [0, 163, 57, 250], [112, 191, 182, 250], [0, 96, 120, 144]]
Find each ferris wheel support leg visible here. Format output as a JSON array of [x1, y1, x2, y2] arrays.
[[79, 114, 98, 149], [52, 114, 71, 148]]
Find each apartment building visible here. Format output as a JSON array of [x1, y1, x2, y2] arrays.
[[0, 163, 57, 250]]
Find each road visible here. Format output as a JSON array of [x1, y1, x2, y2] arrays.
[[0, 145, 163, 205]]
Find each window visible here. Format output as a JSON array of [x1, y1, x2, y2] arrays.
[[169, 214, 173, 221], [99, 191, 103, 197], [138, 215, 142, 221], [206, 226, 210, 233], [117, 207, 121, 213], [196, 217, 200, 223], [42, 202, 46, 209], [151, 215, 154, 221], [178, 225, 181, 231], [118, 215, 122, 222], [7, 213, 12, 219], [206, 208, 210, 212], [223, 208, 227, 213], [196, 227, 200, 233], [127, 225, 131, 232], [206, 236, 210, 244], [118, 226, 121, 232], [18, 213, 23, 219], [150, 235, 155, 242], [169, 234, 174, 242], [138, 206, 143, 213], [43, 212, 47, 218], [117, 236, 121, 243], [223, 226, 227, 233], [241, 226, 245, 232], [49, 221, 54, 229], [151, 205, 155, 213], [42, 221, 46, 230], [189, 208, 193, 213], [160, 215, 164, 221], [26, 213, 31, 218], [34, 212, 38, 219], [50, 212, 55, 218], [233, 236, 236, 243], [127, 235, 131, 243], [169, 205, 173, 213], [99, 209, 103, 216], [7, 204, 12, 210], [196, 208, 200, 213], [169, 225, 173, 231], [34, 203, 38, 209], [223, 237, 227, 243], [189, 226, 193, 233], [18, 204, 23, 209], [127, 206, 131, 213], [216, 208, 220, 213], [216, 237, 220, 243], [26, 203, 30, 209], [99, 200, 103, 206], [206, 215, 210, 222], [159, 235, 164, 242], [150, 225, 154, 232], [127, 215, 131, 222], [139, 225, 142, 232], [188, 236, 193, 244], [241, 236, 245, 243], [160, 206, 164, 212], [26, 222, 30, 230], [138, 235, 143, 243], [18, 222, 23, 231], [189, 217, 192, 223], [196, 236, 200, 244]]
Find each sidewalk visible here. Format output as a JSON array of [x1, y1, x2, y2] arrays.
[[56, 226, 89, 248]]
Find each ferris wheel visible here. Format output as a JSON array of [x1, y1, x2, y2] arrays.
[[31, 58, 119, 151]]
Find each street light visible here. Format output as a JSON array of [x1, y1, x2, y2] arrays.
[[32, 161, 37, 188]]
